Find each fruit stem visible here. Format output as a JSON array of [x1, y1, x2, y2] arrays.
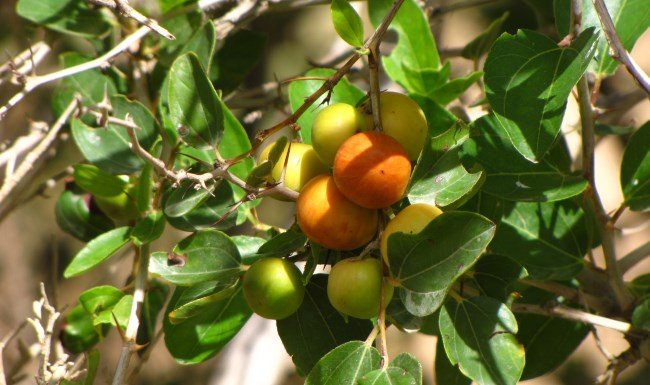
[[364, 325, 380, 346], [448, 290, 464, 303]]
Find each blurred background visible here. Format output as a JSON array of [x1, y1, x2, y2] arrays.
[[0, 0, 649, 384]]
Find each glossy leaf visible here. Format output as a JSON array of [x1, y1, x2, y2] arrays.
[[461, 115, 587, 201], [304, 341, 381, 385], [386, 295, 424, 331], [632, 298, 650, 330], [484, 28, 598, 161], [149, 230, 242, 286], [55, 189, 114, 242], [52, 53, 117, 116], [331, 0, 364, 47], [178, 22, 216, 71], [168, 53, 224, 149], [73, 165, 128, 197], [620, 122, 650, 211], [491, 200, 589, 280], [473, 254, 528, 301], [435, 338, 471, 385], [72, 96, 158, 175], [163, 285, 252, 364], [212, 29, 267, 95], [399, 287, 448, 317], [555, 0, 650, 75], [277, 275, 373, 374], [131, 211, 166, 246], [288, 68, 365, 144], [64, 227, 132, 278], [232, 236, 266, 264], [516, 288, 589, 379], [439, 296, 525, 385], [61, 305, 102, 353], [358, 367, 416, 385], [163, 182, 216, 218], [368, 0, 440, 92], [255, 225, 307, 259], [168, 281, 239, 324], [79, 285, 123, 316], [390, 353, 422, 385], [462, 12, 509, 60], [387, 212, 495, 294], [163, 180, 237, 232], [94, 295, 132, 330], [16, 0, 111, 38]]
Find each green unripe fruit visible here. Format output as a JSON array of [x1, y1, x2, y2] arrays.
[[327, 258, 393, 319], [311, 103, 366, 165], [242, 257, 305, 320]]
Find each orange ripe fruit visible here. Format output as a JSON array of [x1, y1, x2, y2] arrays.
[[333, 131, 411, 209], [297, 175, 378, 250]]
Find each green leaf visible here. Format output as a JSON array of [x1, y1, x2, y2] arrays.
[[52, 53, 117, 116], [473, 254, 528, 302], [162, 180, 237, 232], [555, 0, 650, 75], [305, 341, 381, 385], [399, 287, 448, 317], [461, 115, 588, 201], [136, 163, 154, 213], [72, 95, 159, 175], [61, 305, 102, 354], [168, 281, 239, 324], [55, 189, 114, 242], [232, 236, 266, 264], [462, 12, 509, 60], [390, 353, 422, 385], [595, 123, 636, 136], [368, 0, 441, 93], [131, 211, 166, 246], [288, 68, 365, 144], [409, 95, 458, 137], [484, 28, 598, 162], [163, 182, 216, 218], [430, 71, 484, 106], [255, 225, 307, 259], [83, 349, 100, 385], [168, 53, 224, 149], [64, 227, 132, 278], [491, 200, 590, 280], [163, 284, 252, 364], [16, 0, 111, 38], [620, 122, 650, 211], [179, 22, 216, 71], [331, 0, 365, 47], [73, 164, 128, 197], [386, 295, 423, 331], [403, 63, 483, 106], [629, 274, 650, 299], [157, 10, 203, 67], [277, 275, 373, 374], [94, 295, 132, 330], [516, 288, 589, 379], [358, 367, 416, 385], [212, 29, 267, 95], [632, 298, 650, 330], [149, 230, 242, 286], [387, 212, 495, 293], [79, 285, 123, 315], [439, 296, 525, 385], [435, 338, 471, 385], [137, 281, 169, 346]]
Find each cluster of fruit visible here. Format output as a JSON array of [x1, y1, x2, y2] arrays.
[[243, 92, 442, 321]]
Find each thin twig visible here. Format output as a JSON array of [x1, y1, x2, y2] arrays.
[[428, 0, 500, 17], [619, 241, 650, 274], [88, 0, 175, 40], [0, 322, 27, 385], [591, 0, 650, 96], [0, 42, 50, 88], [367, 45, 383, 132], [596, 348, 641, 385], [519, 278, 581, 303]]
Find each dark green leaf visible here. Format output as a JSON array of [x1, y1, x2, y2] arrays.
[[163, 182, 216, 218], [64, 227, 132, 278], [430, 71, 483, 106], [484, 28, 598, 161], [255, 225, 307, 259], [435, 337, 471, 385], [61, 305, 102, 354], [157, 10, 203, 67], [149, 230, 242, 286], [163, 180, 237, 232], [368, 0, 441, 93], [461, 115, 587, 201], [632, 298, 650, 330], [516, 287, 589, 379], [409, 95, 459, 137], [16, 0, 111, 38], [83, 349, 100, 385], [595, 123, 636, 136], [72, 95, 159, 175], [358, 367, 416, 385], [168, 53, 224, 149], [52, 53, 117, 116], [386, 295, 423, 331], [131, 211, 166, 246], [620, 122, 650, 211], [491, 200, 590, 280], [331, 0, 365, 47], [179, 22, 216, 71], [439, 296, 525, 385], [73, 164, 128, 197], [304, 341, 381, 385], [303, 243, 323, 284], [55, 189, 114, 242], [387, 212, 495, 293], [390, 353, 422, 385], [462, 12, 509, 60], [212, 29, 267, 95], [163, 285, 252, 364], [277, 275, 373, 374], [629, 274, 650, 299], [169, 281, 239, 324], [399, 287, 448, 317], [288, 68, 365, 144], [232, 236, 266, 264], [473, 254, 528, 301]]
